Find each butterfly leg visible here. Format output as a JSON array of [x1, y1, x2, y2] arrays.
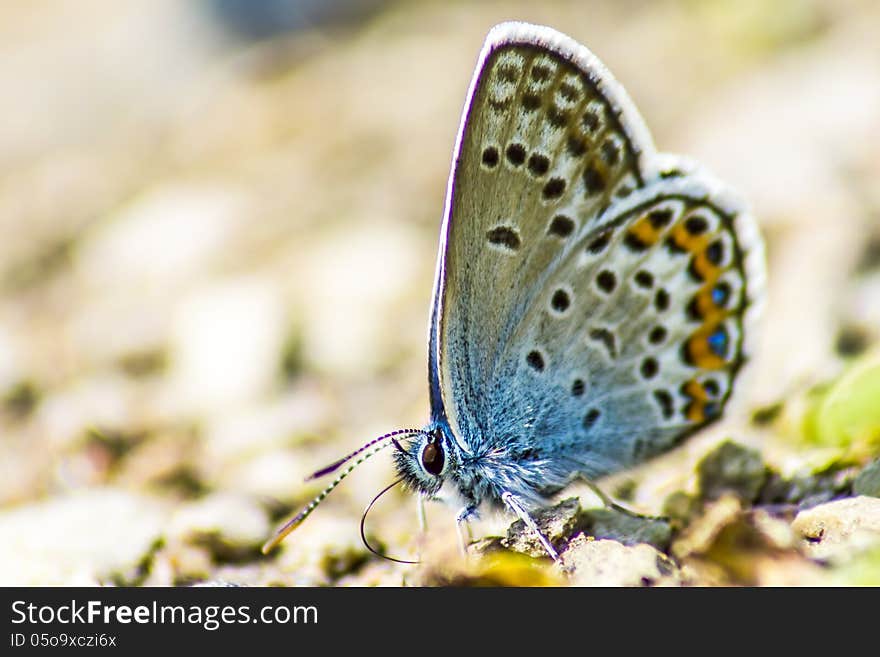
[[417, 493, 428, 532], [455, 506, 477, 557], [414, 493, 429, 560], [579, 475, 654, 520], [501, 492, 559, 562]]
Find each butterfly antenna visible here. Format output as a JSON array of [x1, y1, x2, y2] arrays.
[[360, 477, 419, 565], [261, 429, 422, 554], [306, 428, 423, 480]]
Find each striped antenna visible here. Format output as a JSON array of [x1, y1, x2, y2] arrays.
[[261, 429, 422, 554], [305, 428, 423, 480]]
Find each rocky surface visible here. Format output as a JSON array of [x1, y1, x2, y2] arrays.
[[697, 441, 768, 503], [558, 537, 681, 587], [792, 496, 880, 561], [854, 458, 880, 498]]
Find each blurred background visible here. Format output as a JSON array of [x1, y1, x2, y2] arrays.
[[0, 0, 878, 586]]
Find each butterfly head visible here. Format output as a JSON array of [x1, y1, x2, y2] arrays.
[[394, 422, 459, 498]]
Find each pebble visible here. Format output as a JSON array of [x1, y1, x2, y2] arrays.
[[502, 497, 672, 557], [792, 496, 880, 561], [853, 458, 880, 498], [557, 536, 680, 587], [502, 497, 580, 558], [696, 440, 768, 503]]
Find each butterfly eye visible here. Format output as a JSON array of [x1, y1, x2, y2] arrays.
[[420, 440, 445, 476]]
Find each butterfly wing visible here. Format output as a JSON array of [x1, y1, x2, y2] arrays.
[[429, 23, 655, 448], [430, 23, 765, 486]]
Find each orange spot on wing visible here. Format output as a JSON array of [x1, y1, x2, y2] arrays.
[[691, 249, 721, 281], [685, 325, 728, 370], [668, 221, 723, 282], [685, 401, 704, 423], [669, 222, 706, 254], [682, 379, 709, 423], [683, 379, 707, 401], [693, 286, 729, 325], [628, 214, 663, 246]]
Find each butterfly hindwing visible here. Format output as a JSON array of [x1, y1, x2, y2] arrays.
[[486, 176, 764, 481]]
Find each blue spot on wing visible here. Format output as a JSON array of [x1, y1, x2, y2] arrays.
[[711, 285, 729, 306], [708, 327, 729, 357]]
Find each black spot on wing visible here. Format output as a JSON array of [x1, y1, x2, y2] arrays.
[[486, 226, 521, 251]]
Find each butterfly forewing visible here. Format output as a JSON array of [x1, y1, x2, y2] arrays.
[[434, 26, 653, 449], [433, 23, 764, 484]]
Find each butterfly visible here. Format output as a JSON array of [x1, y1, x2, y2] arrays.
[[263, 21, 765, 561]]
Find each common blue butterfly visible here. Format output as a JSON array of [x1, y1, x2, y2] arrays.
[[263, 22, 765, 561]]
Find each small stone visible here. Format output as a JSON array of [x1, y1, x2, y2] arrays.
[[502, 497, 672, 557], [558, 536, 680, 587], [580, 507, 672, 551], [502, 497, 581, 558], [672, 494, 743, 560], [854, 458, 880, 498], [467, 536, 505, 557], [672, 495, 817, 585], [759, 464, 857, 509], [792, 496, 880, 560], [759, 471, 804, 506], [697, 440, 768, 503]]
